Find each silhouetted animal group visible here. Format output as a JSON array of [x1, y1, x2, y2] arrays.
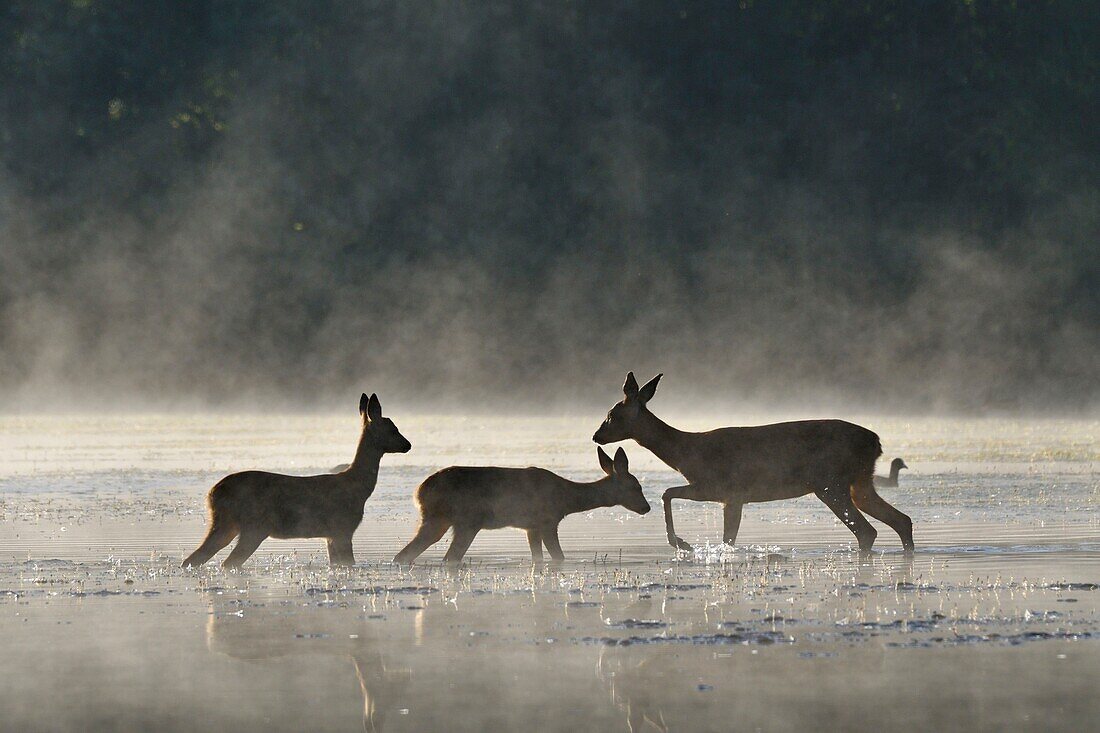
[[183, 373, 913, 569]]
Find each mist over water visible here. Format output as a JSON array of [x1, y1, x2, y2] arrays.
[[1, 2, 1097, 413], [2, 9, 1097, 730]]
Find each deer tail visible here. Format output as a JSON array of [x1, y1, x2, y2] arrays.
[[859, 430, 883, 481]]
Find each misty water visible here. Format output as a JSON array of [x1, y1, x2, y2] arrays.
[[1, 414, 1097, 731]]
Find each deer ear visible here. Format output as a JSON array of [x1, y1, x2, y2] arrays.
[[597, 447, 614, 476], [613, 447, 629, 475], [623, 372, 639, 398], [367, 393, 382, 421], [359, 393, 369, 415], [637, 373, 662, 404]]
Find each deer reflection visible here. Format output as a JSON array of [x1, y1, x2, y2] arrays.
[[598, 647, 674, 733], [205, 601, 411, 732], [204, 589, 688, 732], [588, 595, 671, 733]]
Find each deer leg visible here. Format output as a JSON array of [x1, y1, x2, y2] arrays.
[[182, 520, 238, 568], [526, 529, 544, 566], [543, 525, 565, 562], [327, 535, 355, 567], [816, 481, 877, 553], [222, 530, 268, 569], [722, 502, 744, 546], [851, 476, 914, 551], [393, 519, 450, 565], [662, 484, 709, 553], [443, 526, 479, 566]]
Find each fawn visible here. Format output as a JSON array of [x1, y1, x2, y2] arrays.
[[393, 446, 650, 566], [593, 372, 914, 554], [182, 393, 411, 569]]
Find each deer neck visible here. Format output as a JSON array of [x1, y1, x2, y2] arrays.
[[631, 410, 690, 472], [563, 476, 618, 515], [348, 438, 383, 497]]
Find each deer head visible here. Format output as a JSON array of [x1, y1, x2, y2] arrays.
[[592, 372, 662, 446], [359, 393, 412, 453], [597, 446, 650, 515]]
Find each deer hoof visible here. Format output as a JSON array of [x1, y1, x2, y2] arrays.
[[668, 535, 693, 553]]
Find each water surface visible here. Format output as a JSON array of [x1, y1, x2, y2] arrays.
[[1, 415, 1097, 731]]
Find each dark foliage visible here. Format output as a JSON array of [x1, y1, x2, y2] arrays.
[[1, 1, 1096, 411]]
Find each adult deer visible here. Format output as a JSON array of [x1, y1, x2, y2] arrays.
[[182, 393, 411, 569], [592, 373, 914, 554], [393, 447, 650, 566]]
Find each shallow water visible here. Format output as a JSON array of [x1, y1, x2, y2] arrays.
[[1, 414, 1097, 731]]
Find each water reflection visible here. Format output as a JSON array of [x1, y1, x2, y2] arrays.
[[193, 549, 1095, 731], [597, 647, 672, 733], [206, 601, 412, 732], [203, 590, 600, 730], [202, 589, 699, 731]]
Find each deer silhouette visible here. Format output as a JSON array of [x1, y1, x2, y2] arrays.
[[393, 447, 650, 566], [593, 373, 913, 554], [182, 393, 411, 569]]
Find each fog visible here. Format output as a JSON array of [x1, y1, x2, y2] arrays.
[[1, 2, 1096, 414]]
